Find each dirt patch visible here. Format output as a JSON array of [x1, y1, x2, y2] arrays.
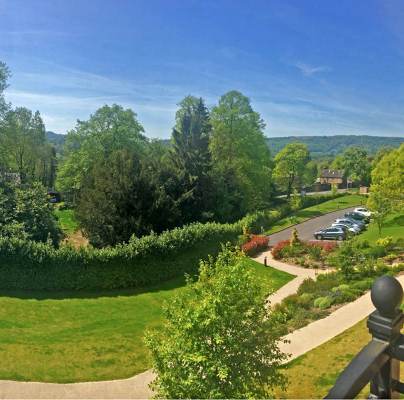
[[62, 230, 89, 248]]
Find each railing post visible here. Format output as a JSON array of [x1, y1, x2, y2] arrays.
[[367, 275, 404, 399]]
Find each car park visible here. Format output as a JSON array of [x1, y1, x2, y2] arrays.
[[332, 222, 360, 234], [354, 207, 372, 217], [345, 211, 369, 223], [314, 226, 346, 241], [335, 218, 365, 230]]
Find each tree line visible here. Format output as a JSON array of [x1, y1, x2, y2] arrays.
[[0, 60, 401, 247]]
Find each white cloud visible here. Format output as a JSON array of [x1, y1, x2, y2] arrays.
[[295, 62, 330, 77]]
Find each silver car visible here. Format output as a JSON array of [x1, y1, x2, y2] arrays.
[[332, 222, 360, 234]]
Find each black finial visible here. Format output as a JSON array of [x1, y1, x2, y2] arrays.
[[371, 275, 403, 318]]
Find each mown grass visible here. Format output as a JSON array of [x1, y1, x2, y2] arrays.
[[53, 208, 79, 235], [0, 258, 294, 383], [265, 194, 365, 235], [359, 212, 404, 243], [274, 318, 371, 399]]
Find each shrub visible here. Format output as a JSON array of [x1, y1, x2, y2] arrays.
[[290, 228, 301, 246], [332, 289, 358, 304], [350, 278, 374, 291], [307, 241, 337, 253], [366, 245, 387, 259], [297, 273, 341, 296], [306, 244, 322, 260], [271, 240, 291, 259], [376, 236, 394, 251], [313, 296, 333, 309], [241, 235, 269, 256]]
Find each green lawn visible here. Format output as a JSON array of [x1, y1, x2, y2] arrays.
[[265, 194, 364, 235], [274, 318, 371, 399], [359, 212, 404, 243], [0, 258, 294, 383], [53, 208, 79, 235]]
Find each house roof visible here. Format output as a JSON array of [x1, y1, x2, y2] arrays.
[[320, 169, 344, 179]]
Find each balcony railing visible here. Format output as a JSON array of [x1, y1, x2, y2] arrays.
[[325, 275, 404, 399]]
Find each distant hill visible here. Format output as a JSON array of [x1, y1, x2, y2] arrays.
[[46, 132, 403, 159], [266, 135, 403, 157]]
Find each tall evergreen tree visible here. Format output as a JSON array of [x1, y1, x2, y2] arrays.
[[170, 96, 214, 222]]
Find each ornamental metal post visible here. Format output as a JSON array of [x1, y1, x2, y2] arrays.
[[367, 275, 404, 399]]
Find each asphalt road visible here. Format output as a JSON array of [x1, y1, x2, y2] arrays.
[[269, 206, 356, 245]]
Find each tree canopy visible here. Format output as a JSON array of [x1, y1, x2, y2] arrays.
[[145, 247, 287, 398], [273, 143, 310, 198], [333, 147, 371, 185], [56, 104, 147, 198], [210, 91, 272, 219]]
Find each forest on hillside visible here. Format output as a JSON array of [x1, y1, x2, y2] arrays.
[[266, 135, 403, 157], [47, 131, 403, 158]]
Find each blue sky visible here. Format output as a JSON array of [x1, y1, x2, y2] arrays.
[[1, 0, 404, 138]]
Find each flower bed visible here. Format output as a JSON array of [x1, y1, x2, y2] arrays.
[[271, 238, 337, 268]]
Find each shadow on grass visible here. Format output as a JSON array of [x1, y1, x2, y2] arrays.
[[0, 274, 191, 301], [295, 210, 323, 219]]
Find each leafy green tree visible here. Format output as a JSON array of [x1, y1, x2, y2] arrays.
[[210, 91, 272, 220], [145, 247, 287, 398], [170, 96, 214, 222], [0, 180, 61, 244], [56, 104, 146, 201], [0, 107, 49, 183], [367, 144, 403, 234], [302, 160, 318, 186], [273, 143, 310, 198], [367, 191, 392, 236], [338, 147, 371, 185]]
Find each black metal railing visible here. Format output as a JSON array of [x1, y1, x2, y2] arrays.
[[326, 275, 404, 399]]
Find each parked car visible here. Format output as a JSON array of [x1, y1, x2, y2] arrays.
[[314, 226, 346, 241], [354, 207, 372, 218], [335, 218, 365, 231], [332, 222, 360, 234], [345, 211, 369, 223]]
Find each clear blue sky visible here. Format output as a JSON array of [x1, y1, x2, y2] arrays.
[[1, 0, 403, 138]]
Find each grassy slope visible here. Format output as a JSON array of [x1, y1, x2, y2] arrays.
[[0, 259, 294, 383], [274, 211, 404, 398], [265, 194, 364, 235]]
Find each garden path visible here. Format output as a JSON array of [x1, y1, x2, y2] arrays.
[[254, 251, 332, 305]]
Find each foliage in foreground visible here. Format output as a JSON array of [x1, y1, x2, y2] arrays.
[[145, 247, 287, 399]]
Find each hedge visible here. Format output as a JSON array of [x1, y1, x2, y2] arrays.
[[0, 192, 344, 291], [0, 222, 239, 291]]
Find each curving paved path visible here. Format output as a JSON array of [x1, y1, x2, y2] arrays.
[[254, 252, 331, 305], [0, 371, 155, 399]]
